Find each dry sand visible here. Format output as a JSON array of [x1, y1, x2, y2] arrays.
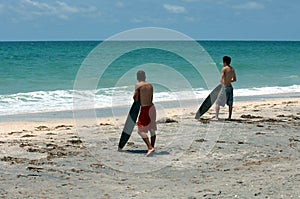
[[0, 97, 300, 198]]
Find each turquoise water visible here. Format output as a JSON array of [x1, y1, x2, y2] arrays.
[[0, 41, 97, 94], [0, 41, 299, 115], [202, 41, 300, 88]]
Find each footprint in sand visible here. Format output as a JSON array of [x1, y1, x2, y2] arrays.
[[54, 125, 73, 130], [21, 134, 36, 138], [8, 130, 29, 135], [35, 126, 50, 131]]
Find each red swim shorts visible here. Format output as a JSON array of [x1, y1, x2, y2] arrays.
[[137, 105, 157, 132]]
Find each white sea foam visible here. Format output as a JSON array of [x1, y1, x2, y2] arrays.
[[0, 85, 299, 116], [234, 85, 300, 97]]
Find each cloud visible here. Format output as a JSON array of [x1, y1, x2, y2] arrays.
[[7, 0, 100, 20], [0, 4, 4, 13], [20, 0, 77, 19], [130, 18, 143, 23], [115, 1, 124, 8], [130, 16, 164, 24], [185, 16, 195, 22], [163, 4, 186, 14], [182, 0, 208, 2], [233, 2, 264, 10]]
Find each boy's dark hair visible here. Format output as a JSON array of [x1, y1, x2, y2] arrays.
[[137, 70, 146, 81], [223, 56, 231, 65]]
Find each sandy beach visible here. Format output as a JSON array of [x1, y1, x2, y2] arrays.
[[1, 96, 300, 198]]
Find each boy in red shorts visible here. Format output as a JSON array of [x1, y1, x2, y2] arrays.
[[133, 70, 157, 157]]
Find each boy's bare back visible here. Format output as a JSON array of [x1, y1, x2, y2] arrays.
[[134, 82, 153, 106], [221, 66, 237, 87]]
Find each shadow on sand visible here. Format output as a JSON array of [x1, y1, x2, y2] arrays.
[[124, 149, 170, 156]]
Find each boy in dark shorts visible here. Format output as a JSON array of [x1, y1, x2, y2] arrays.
[[212, 56, 237, 121]]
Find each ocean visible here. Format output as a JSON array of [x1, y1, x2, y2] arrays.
[[0, 41, 300, 116]]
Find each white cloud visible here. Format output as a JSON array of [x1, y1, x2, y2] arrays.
[[182, 0, 206, 2], [163, 4, 186, 14], [0, 4, 4, 13], [130, 18, 143, 23], [116, 1, 124, 8], [185, 16, 195, 22], [9, 0, 100, 20], [56, 1, 79, 14], [130, 16, 164, 24], [233, 2, 264, 10]]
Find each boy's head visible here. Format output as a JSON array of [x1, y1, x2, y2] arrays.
[[223, 56, 231, 65], [137, 70, 146, 81]]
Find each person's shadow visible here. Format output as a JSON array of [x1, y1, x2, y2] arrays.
[[125, 149, 170, 156]]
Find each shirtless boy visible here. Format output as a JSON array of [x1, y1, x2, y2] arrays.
[[212, 56, 237, 121], [133, 70, 157, 157]]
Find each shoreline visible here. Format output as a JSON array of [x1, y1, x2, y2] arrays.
[[0, 93, 299, 133], [1, 92, 299, 120]]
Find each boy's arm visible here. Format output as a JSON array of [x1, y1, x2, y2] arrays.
[[133, 87, 140, 102], [220, 68, 225, 84], [231, 68, 237, 82]]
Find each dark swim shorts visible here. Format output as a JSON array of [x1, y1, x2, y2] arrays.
[[217, 85, 233, 107]]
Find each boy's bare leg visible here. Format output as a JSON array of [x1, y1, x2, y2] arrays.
[[139, 131, 155, 157], [150, 130, 156, 147], [211, 104, 220, 120], [228, 105, 233, 120]]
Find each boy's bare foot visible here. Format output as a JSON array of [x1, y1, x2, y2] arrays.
[[210, 116, 219, 121], [145, 148, 155, 157]]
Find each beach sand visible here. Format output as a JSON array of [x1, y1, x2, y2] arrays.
[[0, 96, 300, 198]]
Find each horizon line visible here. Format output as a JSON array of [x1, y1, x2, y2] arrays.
[[1, 39, 300, 42]]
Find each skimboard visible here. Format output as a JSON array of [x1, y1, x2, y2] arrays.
[[195, 84, 223, 119], [118, 101, 140, 149]]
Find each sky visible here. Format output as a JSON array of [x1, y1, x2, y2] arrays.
[[0, 0, 299, 41]]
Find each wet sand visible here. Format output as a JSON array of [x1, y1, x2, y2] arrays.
[[0, 97, 299, 198]]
